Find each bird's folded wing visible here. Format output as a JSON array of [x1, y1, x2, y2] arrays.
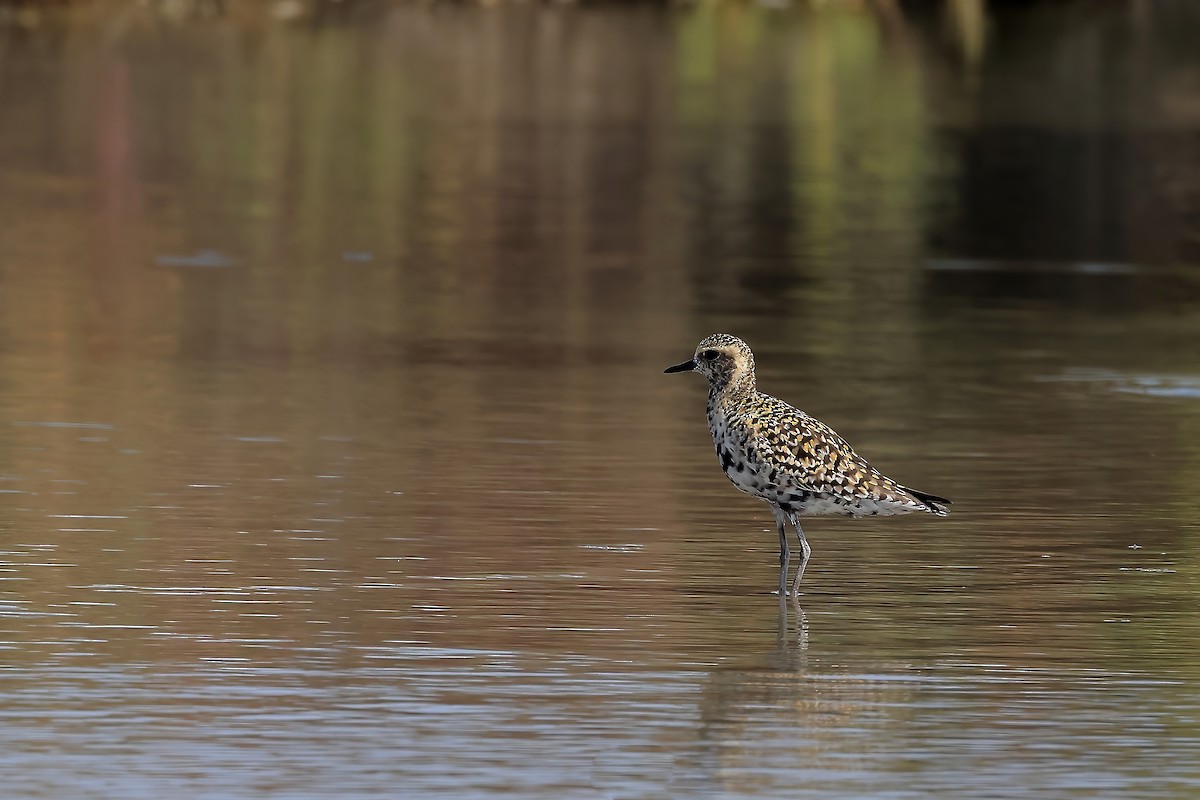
[[748, 412, 909, 503]]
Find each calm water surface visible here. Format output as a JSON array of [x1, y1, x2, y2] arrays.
[[2, 2, 1200, 797]]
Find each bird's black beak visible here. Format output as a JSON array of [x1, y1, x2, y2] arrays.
[[664, 359, 696, 374]]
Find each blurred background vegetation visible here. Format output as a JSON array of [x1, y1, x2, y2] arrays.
[[2, 0, 1200, 663]]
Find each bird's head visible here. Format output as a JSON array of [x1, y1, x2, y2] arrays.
[[664, 333, 756, 393]]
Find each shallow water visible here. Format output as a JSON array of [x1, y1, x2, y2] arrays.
[[3, 1, 1200, 797]]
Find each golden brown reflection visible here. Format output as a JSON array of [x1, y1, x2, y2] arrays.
[[2, 1, 1200, 797]]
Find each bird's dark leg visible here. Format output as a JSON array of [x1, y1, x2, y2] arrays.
[[789, 514, 812, 597], [771, 505, 790, 596]]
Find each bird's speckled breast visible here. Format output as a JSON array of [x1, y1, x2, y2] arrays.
[[707, 393, 770, 499]]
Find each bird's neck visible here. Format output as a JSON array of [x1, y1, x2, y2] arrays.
[[708, 370, 756, 408]]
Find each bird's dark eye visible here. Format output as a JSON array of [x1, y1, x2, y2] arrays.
[[700, 349, 719, 361]]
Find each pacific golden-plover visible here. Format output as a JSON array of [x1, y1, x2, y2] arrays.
[[665, 333, 949, 597]]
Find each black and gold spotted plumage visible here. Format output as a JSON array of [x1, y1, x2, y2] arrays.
[[666, 333, 949, 596]]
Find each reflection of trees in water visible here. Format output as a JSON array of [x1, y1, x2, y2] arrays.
[[3, 0, 1200, 665], [926, 1, 1200, 267]]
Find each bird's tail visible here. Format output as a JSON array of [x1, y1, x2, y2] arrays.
[[906, 488, 951, 517]]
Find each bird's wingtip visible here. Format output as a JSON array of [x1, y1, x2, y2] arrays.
[[907, 488, 951, 516]]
